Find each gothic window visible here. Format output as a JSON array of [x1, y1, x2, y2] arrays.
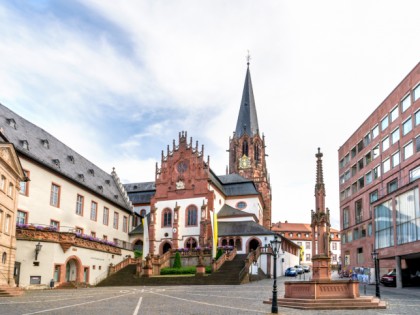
[[254, 143, 260, 163], [242, 140, 248, 156], [221, 239, 228, 246], [140, 209, 146, 217], [186, 205, 197, 226], [162, 208, 172, 227], [185, 237, 197, 249]]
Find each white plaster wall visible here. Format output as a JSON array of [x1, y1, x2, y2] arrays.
[[210, 185, 225, 214], [16, 240, 131, 288], [154, 197, 205, 251], [225, 196, 262, 221], [133, 205, 150, 215], [217, 216, 254, 223], [18, 159, 131, 243]]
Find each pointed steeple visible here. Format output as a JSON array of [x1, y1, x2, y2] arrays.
[[234, 62, 259, 138], [315, 147, 326, 213]]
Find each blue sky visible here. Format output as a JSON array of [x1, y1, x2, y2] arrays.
[[1, 1, 420, 228]]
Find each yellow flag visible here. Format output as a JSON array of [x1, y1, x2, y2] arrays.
[[212, 210, 218, 258]]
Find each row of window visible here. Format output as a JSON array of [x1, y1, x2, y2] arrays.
[[280, 232, 340, 239], [342, 165, 420, 229], [341, 223, 373, 244], [340, 136, 420, 201], [339, 86, 420, 170], [161, 206, 199, 227]]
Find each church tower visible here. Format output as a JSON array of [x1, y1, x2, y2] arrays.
[[228, 59, 272, 228]]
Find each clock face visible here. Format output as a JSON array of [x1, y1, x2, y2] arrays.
[[177, 160, 188, 173]]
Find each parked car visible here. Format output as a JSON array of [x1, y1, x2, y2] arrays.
[[294, 265, 304, 274], [380, 269, 412, 287], [285, 267, 297, 277], [302, 265, 310, 273]]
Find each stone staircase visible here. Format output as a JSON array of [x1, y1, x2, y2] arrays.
[[205, 254, 247, 285], [272, 296, 387, 310], [96, 254, 248, 287], [0, 286, 24, 297], [56, 281, 90, 289]]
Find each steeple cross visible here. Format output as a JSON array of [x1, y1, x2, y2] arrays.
[[246, 50, 251, 66]]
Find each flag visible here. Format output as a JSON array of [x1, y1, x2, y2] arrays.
[[212, 210, 218, 258]]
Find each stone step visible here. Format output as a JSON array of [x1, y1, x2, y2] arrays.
[[0, 286, 24, 297], [263, 297, 387, 310]]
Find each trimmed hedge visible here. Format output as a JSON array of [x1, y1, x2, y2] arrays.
[[160, 266, 212, 275]]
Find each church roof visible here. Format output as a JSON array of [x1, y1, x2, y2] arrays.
[[0, 103, 132, 211], [234, 65, 259, 138], [217, 204, 255, 218], [210, 170, 259, 196], [218, 221, 274, 236], [124, 182, 156, 204], [124, 181, 155, 192]]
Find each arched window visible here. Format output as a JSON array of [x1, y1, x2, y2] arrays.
[[2, 252, 6, 264], [254, 144, 260, 163], [242, 140, 248, 156], [229, 239, 234, 247], [140, 209, 146, 217], [221, 239, 228, 246], [186, 205, 198, 226], [162, 208, 172, 227], [185, 237, 197, 249]]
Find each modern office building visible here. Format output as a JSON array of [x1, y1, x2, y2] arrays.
[[338, 62, 420, 286]]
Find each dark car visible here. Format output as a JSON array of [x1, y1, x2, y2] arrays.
[[285, 267, 297, 277], [294, 265, 304, 274], [380, 269, 412, 287], [302, 265, 310, 273]]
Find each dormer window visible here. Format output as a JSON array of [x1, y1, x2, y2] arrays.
[[68, 155, 74, 163], [105, 179, 110, 185], [88, 169, 95, 176], [133, 185, 138, 189], [52, 159, 60, 168], [7, 118, 16, 129], [98, 185, 103, 192], [78, 174, 85, 181], [114, 195, 119, 200], [20, 140, 29, 150], [41, 139, 49, 149]]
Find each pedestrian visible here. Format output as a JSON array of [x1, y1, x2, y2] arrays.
[[49, 279, 54, 289]]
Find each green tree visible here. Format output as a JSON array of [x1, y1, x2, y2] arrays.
[[215, 248, 223, 260], [173, 252, 182, 269]]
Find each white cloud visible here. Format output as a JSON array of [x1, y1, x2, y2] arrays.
[[1, 0, 420, 230]]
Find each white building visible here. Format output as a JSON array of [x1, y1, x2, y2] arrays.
[[0, 104, 135, 289]]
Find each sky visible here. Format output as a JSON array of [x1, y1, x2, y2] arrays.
[[1, 1, 420, 228]]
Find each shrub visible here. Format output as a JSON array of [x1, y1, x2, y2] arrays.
[[134, 250, 142, 258], [173, 252, 182, 269], [161, 266, 196, 275], [205, 266, 212, 274], [215, 248, 223, 260]]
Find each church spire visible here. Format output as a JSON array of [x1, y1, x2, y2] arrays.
[[315, 147, 326, 213], [234, 58, 259, 138]]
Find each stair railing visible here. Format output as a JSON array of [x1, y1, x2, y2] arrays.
[[108, 257, 141, 275], [212, 248, 237, 272], [239, 247, 261, 282], [150, 250, 172, 275]]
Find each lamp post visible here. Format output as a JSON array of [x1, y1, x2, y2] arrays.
[[371, 249, 381, 298], [270, 235, 281, 314], [35, 242, 42, 261]]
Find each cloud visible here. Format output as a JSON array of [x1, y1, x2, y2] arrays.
[[1, 0, 420, 230]]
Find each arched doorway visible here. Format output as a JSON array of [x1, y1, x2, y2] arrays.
[[162, 242, 172, 254], [248, 238, 260, 253], [65, 259, 78, 282], [133, 239, 143, 251]]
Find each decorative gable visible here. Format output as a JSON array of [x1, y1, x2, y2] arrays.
[[154, 131, 210, 200], [0, 143, 25, 181]]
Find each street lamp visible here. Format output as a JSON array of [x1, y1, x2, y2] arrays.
[[35, 242, 42, 261], [270, 235, 282, 314], [371, 249, 381, 298]]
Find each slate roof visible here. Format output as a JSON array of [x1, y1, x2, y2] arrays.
[[209, 170, 259, 197], [218, 221, 275, 237], [235, 65, 259, 138], [124, 181, 156, 204], [218, 204, 254, 218], [0, 103, 132, 211]]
